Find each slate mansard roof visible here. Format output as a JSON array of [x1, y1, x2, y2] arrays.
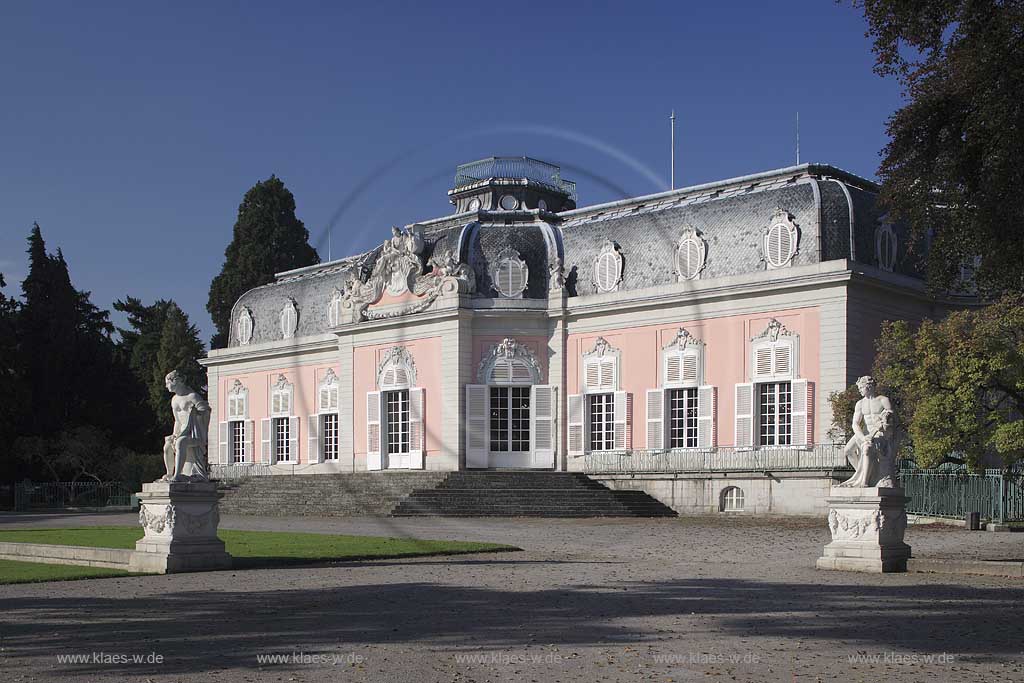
[[228, 162, 905, 347]]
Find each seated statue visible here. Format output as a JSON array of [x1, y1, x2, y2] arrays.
[[161, 370, 211, 483], [839, 375, 898, 488]]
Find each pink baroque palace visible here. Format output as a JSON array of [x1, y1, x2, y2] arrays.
[[200, 157, 964, 515]]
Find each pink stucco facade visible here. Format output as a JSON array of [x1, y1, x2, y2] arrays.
[[567, 307, 821, 448]]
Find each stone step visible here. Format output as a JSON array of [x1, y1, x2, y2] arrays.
[[214, 471, 676, 518]]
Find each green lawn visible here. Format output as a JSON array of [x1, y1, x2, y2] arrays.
[[0, 527, 518, 584], [0, 559, 133, 584]]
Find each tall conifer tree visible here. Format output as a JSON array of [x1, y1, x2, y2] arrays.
[[207, 176, 319, 348]]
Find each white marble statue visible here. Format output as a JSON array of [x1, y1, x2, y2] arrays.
[[839, 375, 897, 488], [161, 370, 211, 483]]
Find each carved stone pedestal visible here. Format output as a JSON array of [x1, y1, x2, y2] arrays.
[[816, 486, 911, 573], [129, 481, 231, 574]]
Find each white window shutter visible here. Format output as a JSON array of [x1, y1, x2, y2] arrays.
[[774, 344, 793, 379], [319, 388, 329, 413], [613, 391, 631, 450], [366, 392, 382, 470], [530, 385, 556, 468], [697, 385, 717, 448], [682, 352, 700, 386], [600, 358, 617, 391], [734, 383, 754, 448], [244, 419, 254, 462], [791, 379, 814, 447], [584, 360, 600, 392], [465, 385, 489, 468], [218, 422, 229, 465], [289, 416, 299, 462], [567, 393, 586, 456], [409, 387, 425, 469], [645, 389, 665, 450], [260, 418, 272, 464], [753, 345, 772, 380], [307, 414, 321, 464], [665, 354, 682, 385]]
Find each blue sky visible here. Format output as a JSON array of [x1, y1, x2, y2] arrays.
[[0, 1, 900, 343]]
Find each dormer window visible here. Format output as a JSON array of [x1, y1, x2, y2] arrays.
[[236, 307, 254, 346], [280, 299, 298, 339], [593, 241, 623, 293], [763, 209, 799, 269], [491, 248, 528, 298], [675, 228, 707, 281], [876, 222, 897, 272]]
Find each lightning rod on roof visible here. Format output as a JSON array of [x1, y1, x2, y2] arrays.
[[670, 110, 676, 190], [796, 111, 800, 165]]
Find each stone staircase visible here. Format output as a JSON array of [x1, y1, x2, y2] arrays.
[[216, 471, 676, 518], [391, 472, 677, 517], [216, 472, 448, 517]]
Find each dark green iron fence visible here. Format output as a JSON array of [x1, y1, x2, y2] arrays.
[[899, 468, 1023, 523], [14, 481, 133, 511]]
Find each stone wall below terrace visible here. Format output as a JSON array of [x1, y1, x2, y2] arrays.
[[594, 471, 847, 517]]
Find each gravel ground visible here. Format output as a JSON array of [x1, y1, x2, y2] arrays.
[[0, 511, 1022, 683]]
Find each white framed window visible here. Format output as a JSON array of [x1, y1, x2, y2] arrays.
[[321, 413, 339, 461], [230, 421, 246, 463], [280, 299, 298, 339], [758, 381, 792, 446], [274, 416, 293, 461], [569, 338, 631, 455], [236, 307, 254, 346], [588, 393, 615, 451], [328, 289, 344, 327], [309, 369, 340, 464], [646, 329, 716, 451], [762, 209, 799, 269], [668, 388, 699, 449], [386, 389, 410, 456], [593, 240, 623, 293], [491, 248, 529, 298], [876, 222, 897, 272], [499, 194, 518, 210], [675, 229, 707, 281], [262, 375, 298, 465], [368, 348, 424, 470], [467, 197, 481, 212], [220, 380, 252, 464], [489, 386, 531, 453], [721, 486, 745, 512]]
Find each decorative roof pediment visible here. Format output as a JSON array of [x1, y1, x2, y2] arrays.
[[583, 336, 618, 360], [476, 337, 542, 384], [377, 346, 417, 389], [663, 327, 705, 352], [752, 318, 798, 342]]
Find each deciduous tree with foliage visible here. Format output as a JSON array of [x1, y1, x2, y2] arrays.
[[854, 0, 1024, 296], [830, 296, 1024, 471], [207, 176, 319, 348]]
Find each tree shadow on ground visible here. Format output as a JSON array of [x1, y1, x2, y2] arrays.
[[3, 573, 1023, 677]]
